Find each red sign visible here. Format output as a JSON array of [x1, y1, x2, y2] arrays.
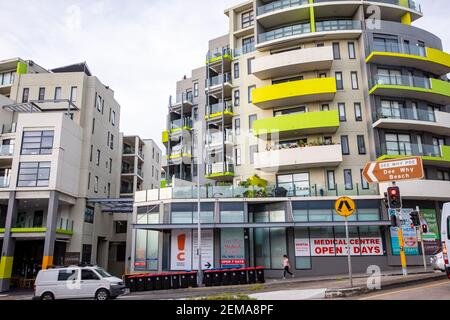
[[362, 157, 424, 183], [221, 259, 245, 265]]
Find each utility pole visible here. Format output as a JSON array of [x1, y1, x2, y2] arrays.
[[417, 206, 427, 272], [196, 127, 203, 287]]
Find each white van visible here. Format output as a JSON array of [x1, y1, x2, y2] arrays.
[[441, 203, 450, 279], [33, 266, 126, 300]]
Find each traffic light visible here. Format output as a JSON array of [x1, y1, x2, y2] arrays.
[[383, 192, 389, 208], [410, 211, 420, 227], [390, 214, 398, 228], [387, 186, 402, 209]]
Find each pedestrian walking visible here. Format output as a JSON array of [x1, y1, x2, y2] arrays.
[[282, 255, 294, 279]]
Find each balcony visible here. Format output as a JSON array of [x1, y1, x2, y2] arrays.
[[253, 110, 340, 139], [379, 180, 450, 201], [206, 48, 232, 65], [1, 123, 16, 134], [369, 75, 450, 106], [252, 46, 333, 80], [205, 163, 235, 181], [170, 92, 193, 109], [169, 118, 193, 133], [373, 108, 450, 136], [0, 176, 10, 188], [206, 130, 234, 149], [205, 101, 234, 121], [206, 73, 233, 96], [0, 145, 14, 156], [257, 20, 362, 51], [378, 144, 450, 168], [167, 145, 193, 163], [366, 43, 450, 76], [256, 0, 310, 29], [252, 78, 336, 110], [254, 144, 343, 172]]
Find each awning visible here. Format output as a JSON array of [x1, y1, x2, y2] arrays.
[[87, 198, 134, 213]]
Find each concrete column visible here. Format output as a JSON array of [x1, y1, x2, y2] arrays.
[[0, 192, 18, 292], [42, 191, 59, 269]]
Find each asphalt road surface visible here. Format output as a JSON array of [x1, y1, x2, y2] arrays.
[[355, 279, 450, 300]]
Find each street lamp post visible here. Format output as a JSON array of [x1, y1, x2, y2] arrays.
[[196, 130, 203, 287]]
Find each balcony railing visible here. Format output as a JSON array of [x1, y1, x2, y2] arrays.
[[206, 47, 232, 63], [257, 0, 309, 16], [371, 74, 431, 89], [206, 162, 235, 176], [381, 143, 443, 158], [123, 146, 135, 155], [172, 92, 193, 105], [315, 20, 362, 32], [137, 168, 144, 178], [234, 45, 256, 57], [0, 145, 14, 156], [0, 176, 10, 188], [207, 130, 234, 147], [259, 22, 311, 43], [207, 101, 233, 116], [170, 145, 192, 156], [370, 41, 426, 57], [1, 123, 16, 134], [374, 107, 436, 123], [170, 118, 193, 130], [207, 73, 232, 87]]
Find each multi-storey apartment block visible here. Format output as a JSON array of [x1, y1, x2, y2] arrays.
[[134, 0, 450, 278], [0, 58, 160, 291]]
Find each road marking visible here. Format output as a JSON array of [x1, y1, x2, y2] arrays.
[[359, 280, 449, 300]]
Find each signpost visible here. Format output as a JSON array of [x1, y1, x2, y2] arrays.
[[335, 196, 357, 287], [363, 157, 425, 277], [362, 157, 424, 184]]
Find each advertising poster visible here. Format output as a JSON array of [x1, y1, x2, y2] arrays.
[[421, 209, 441, 255], [390, 227, 419, 256], [220, 229, 245, 268], [294, 239, 310, 257], [192, 229, 214, 270], [171, 229, 192, 271]]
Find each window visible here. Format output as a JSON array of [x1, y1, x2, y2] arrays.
[[248, 85, 256, 103], [193, 82, 199, 97], [249, 145, 258, 165], [381, 100, 402, 119], [94, 176, 99, 193], [338, 103, 346, 121], [319, 72, 327, 78], [277, 173, 310, 197], [110, 134, 114, 150], [242, 37, 255, 54], [333, 42, 341, 59], [58, 269, 78, 281], [235, 118, 241, 135], [357, 135, 366, 154], [321, 104, 330, 111], [0, 71, 14, 86], [81, 269, 100, 281], [54, 87, 62, 100], [38, 88, 45, 101], [437, 170, 450, 181], [109, 158, 112, 174], [354, 103, 362, 121], [84, 206, 94, 223], [116, 244, 126, 262], [247, 58, 255, 74], [348, 42, 356, 59], [92, 118, 95, 134], [274, 106, 306, 117], [351, 72, 359, 90], [96, 94, 102, 112], [327, 170, 336, 190], [17, 162, 51, 187], [234, 90, 240, 107], [385, 133, 411, 155], [115, 221, 128, 234], [90, 145, 93, 162], [344, 169, 353, 190], [234, 63, 240, 79], [111, 110, 116, 126], [88, 172, 91, 190], [242, 10, 254, 28], [21, 131, 54, 155], [81, 244, 92, 263], [249, 114, 257, 133], [96, 149, 101, 166], [335, 72, 344, 90], [361, 169, 370, 189], [220, 203, 244, 223], [234, 147, 242, 166], [341, 135, 350, 155], [107, 182, 111, 198], [22, 88, 29, 103], [70, 86, 77, 102]]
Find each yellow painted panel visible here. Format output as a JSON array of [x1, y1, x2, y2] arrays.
[[401, 12, 411, 25], [0, 257, 13, 280], [427, 47, 450, 68]]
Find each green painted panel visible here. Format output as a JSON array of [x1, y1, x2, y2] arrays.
[[16, 61, 28, 75]]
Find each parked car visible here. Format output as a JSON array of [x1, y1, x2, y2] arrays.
[[430, 251, 446, 272], [33, 265, 126, 300]]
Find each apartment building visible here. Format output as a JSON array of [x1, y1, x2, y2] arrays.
[[135, 0, 450, 277], [0, 58, 131, 291]]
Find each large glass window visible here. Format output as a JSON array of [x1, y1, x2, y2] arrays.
[[17, 162, 51, 187], [21, 130, 54, 155], [135, 229, 159, 271], [252, 203, 285, 223], [242, 37, 255, 54], [242, 10, 254, 28], [137, 205, 160, 225], [277, 173, 310, 197], [341, 135, 350, 155], [381, 100, 402, 119], [309, 202, 333, 222], [254, 228, 286, 270], [385, 133, 411, 155], [292, 202, 308, 222], [294, 228, 311, 269], [84, 206, 94, 224], [220, 203, 244, 223], [344, 169, 353, 190]]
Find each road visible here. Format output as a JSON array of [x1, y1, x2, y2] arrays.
[[354, 279, 450, 300]]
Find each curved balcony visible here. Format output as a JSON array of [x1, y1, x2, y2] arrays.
[[252, 77, 336, 110], [378, 144, 450, 168], [366, 43, 450, 76], [373, 108, 450, 136], [252, 46, 333, 80], [253, 110, 340, 139], [369, 75, 450, 106]]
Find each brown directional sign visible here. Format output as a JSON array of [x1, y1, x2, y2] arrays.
[[362, 157, 424, 184]]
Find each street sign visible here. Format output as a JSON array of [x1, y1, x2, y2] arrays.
[[335, 196, 356, 217], [362, 157, 424, 184]]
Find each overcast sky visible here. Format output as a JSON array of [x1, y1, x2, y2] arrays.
[[1, 0, 449, 152]]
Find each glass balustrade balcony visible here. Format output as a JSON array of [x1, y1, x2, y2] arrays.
[[0, 145, 14, 156]]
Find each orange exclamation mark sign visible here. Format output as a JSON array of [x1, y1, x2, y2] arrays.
[[177, 234, 186, 261]]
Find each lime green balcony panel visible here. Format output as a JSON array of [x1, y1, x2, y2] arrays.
[[252, 78, 336, 109], [378, 146, 450, 168], [369, 79, 450, 106], [253, 110, 340, 139], [366, 47, 450, 75], [2, 228, 73, 235], [16, 61, 28, 75], [205, 110, 235, 121], [205, 172, 235, 180], [162, 131, 169, 144], [206, 53, 232, 65]]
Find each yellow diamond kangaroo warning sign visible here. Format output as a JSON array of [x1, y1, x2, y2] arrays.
[[335, 197, 356, 217]]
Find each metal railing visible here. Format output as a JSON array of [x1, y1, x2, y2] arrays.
[[170, 118, 193, 130], [371, 74, 431, 89], [207, 101, 233, 116], [373, 107, 437, 122], [206, 162, 235, 176], [370, 41, 427, 57], [208, 73, 232, 87], [259, 22, 311, 43], [0, 176, 10, 188], [381, 142, 443, 158], [206, 47, 232, 62], [257, 0, 309, 16], [206, 130, 234, 147], [1, 123, 16, 134], [315, 20, 362, 32]]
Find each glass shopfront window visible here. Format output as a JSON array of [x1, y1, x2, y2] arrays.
[[294, 228, 311, 269], [292, 202, 308, 222], [220, 202, 245, 223], [135, 229, 159, 271], [309, 201, 333, 222], [254, 228, 287, 270], [252, 203, 285, 223], [221, 228, 246, 268], [171, 203, 215, 224], [137, 205, 160, 224], [193, 203, 215, 224]]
